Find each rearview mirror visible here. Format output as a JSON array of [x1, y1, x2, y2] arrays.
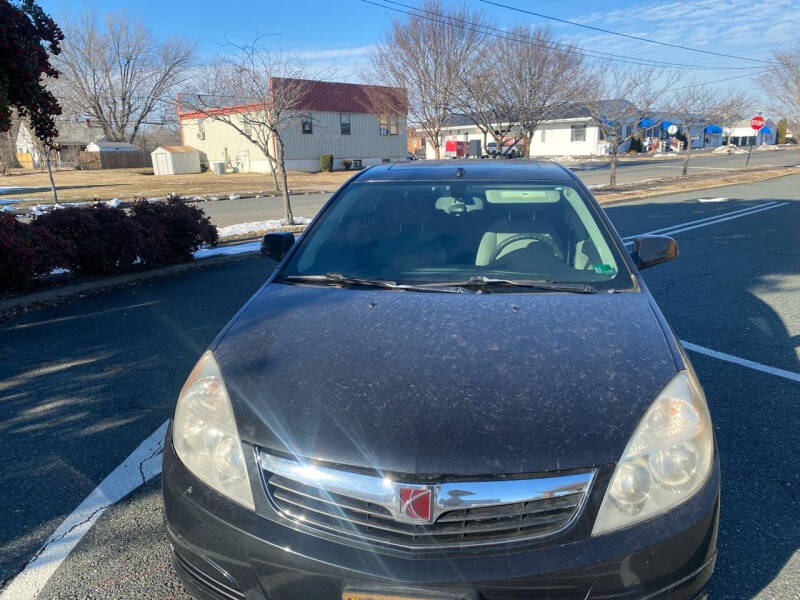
[[630, 235, 678, 270], [261, 232, 295, 262]]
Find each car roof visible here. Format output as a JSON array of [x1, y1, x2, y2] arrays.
[[356, 160, 575, 182]]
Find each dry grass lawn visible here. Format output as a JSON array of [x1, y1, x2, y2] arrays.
[[0, 167, 353, 206]]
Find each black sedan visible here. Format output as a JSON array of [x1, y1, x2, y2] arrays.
[[163, 161, 719, 600]]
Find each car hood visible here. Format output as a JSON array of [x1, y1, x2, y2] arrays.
[[214, 283, 678, 476]]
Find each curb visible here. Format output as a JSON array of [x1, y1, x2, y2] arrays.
[[0, 250, 264, 321]]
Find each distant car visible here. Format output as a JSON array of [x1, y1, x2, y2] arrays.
[[486, 140, 522, 158], [163, 161, 719, 600]]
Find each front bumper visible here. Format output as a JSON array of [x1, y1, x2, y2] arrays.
[[162, 435, 719, 600]]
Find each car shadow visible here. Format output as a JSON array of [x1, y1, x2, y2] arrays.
[[605, 197, 800, 599]]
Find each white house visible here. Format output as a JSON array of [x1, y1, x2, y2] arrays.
[[426, 103, 637, 159], [177, 79, 408, 173], [725, 118, 777, 146], [16, 119, 104, 168]]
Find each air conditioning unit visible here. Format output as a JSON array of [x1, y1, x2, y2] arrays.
[[352, 159, 362, 168]]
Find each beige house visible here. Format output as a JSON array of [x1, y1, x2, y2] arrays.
[[177, 79, 408, 173]]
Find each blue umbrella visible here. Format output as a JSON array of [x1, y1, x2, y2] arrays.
[[761, 126, 771, 134], [661, 121, 673, 131], [704, 124, 722, 134], [639, 118, 654, 127]]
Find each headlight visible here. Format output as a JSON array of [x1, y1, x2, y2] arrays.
[[592, 371, 713, 536], [172, 351, 254, 510]]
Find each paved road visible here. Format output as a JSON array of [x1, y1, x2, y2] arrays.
[[1, 176, 799, 598], [200, 148, 800, 227]]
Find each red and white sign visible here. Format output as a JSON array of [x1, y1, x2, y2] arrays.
[[750, 115, 765, 131]]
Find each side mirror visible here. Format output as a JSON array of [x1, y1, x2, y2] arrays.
[[261, 232, 295, 262], [630, 235, 678, 270]]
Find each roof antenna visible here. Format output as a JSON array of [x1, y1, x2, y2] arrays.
[[456, 167, 464, 177]]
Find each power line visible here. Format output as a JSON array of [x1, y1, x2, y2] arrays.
[[480, 0, 775, 65], [365, 0, 765, 71]]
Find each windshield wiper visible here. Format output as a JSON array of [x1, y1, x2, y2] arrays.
[[281, 273, 462, 293], [425, 276, 598, 294]]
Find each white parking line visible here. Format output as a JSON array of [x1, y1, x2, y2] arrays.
[[0, 421, 169, 600], [621, 202, 781, 240], [622, 201, 788, 245], [681, 341, 800, 383], [659, 202, 788, 236]]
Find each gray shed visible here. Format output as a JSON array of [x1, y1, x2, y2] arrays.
[[151, 145, 202, 175]]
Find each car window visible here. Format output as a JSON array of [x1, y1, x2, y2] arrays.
[[281, 180, 632, 290]]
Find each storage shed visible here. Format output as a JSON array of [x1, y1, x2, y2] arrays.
[[151, 145, 202, 175]]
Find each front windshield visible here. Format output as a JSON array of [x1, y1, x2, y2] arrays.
[[280, 180, 632, 291]]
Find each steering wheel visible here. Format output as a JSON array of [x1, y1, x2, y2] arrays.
[[489, 233, 564, 264]]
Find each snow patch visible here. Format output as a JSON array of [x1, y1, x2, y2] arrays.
[[217, 217, 311, 238], [194, 241, 261, 259]]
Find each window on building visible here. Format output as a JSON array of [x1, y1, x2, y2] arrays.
[[571, 125, 586, 142], [540, 130, 546, 142], [301, 115, 313, 134], [380, 114, 399, 136], [197, 119, 205, 140], [242, 118, 251, 136], [340, 113, 351, 135]]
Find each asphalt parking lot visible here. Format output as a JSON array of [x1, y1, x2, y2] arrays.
[[1, 175, 799, 599]]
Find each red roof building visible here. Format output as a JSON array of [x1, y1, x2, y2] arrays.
[[176, 79, 408, 173]]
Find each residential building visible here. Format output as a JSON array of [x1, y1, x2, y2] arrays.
[[177, 79, 408, 173], [427, 103, 636, 159], [15, 119, 104, 168], [725, 119, 777, 146]]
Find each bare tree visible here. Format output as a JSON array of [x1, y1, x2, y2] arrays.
[[762, 43, 800, 127], [492, 26, 584, 156], [25, 120, 59, 203], [582, 65, 677, 186], [456, 51, 518, 156], [665, 78, 719, 176], [53, 10, 194, 143], [711, 88, 754, 147], [182, 43, 312, 224], [370, 0, 487, 159]]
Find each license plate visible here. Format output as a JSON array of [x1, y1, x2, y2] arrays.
[[343, 594, 431, 600], [343, 590, 469, 600]]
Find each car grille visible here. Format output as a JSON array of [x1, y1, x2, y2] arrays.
[[259, 451, 593, 549]]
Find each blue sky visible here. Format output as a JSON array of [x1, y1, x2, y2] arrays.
[[38, 0, 797, 108]]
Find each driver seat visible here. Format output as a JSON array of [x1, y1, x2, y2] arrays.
[[475, 212, 563, 266]]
